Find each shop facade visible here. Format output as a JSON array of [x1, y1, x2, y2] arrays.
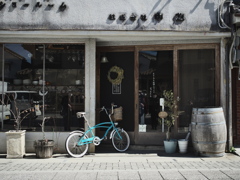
[[0, 0, 236, 153]]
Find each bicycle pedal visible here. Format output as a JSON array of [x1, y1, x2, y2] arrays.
[[93, 137, 101, 146]]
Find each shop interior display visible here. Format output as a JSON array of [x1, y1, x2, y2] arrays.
[[1, 44, 85, 132]]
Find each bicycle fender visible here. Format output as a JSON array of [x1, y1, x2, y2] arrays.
[[110, 128, 121, 139], [69, 130, 84, 135]]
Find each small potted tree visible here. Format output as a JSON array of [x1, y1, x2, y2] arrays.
[[159, 90, 182, 153], [1, 93, 33, 158], [34, 117, 55, 158]]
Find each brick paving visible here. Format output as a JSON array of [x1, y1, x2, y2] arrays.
[[0, 151, 240, 180]]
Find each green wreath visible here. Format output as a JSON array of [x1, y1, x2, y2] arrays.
[[107, 66, 124, 84]]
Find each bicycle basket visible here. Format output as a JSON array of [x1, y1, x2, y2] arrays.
[[111, 106, 123, 121]]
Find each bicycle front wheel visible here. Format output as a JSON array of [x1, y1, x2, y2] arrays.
[[65, 132, 89, 158], [112, 129, 130, 152]]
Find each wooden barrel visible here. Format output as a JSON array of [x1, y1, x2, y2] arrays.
[[191, 107, 227, 157]]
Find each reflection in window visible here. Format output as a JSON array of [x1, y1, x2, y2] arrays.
[[138, 51, 173, 132], [0, 44, 85, 131], [178, 49, 215, 132]]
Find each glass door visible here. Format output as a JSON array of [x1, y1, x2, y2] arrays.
[[138, 50, 173, 132]]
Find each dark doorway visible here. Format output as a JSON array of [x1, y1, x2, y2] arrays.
[[100, 52, 134, 131]]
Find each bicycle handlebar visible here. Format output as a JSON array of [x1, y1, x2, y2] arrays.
[[99, 106, 105, 113], [99, 103, 117, 115], [110, 103, 117, 115]]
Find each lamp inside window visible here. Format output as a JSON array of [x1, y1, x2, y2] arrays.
[[101, 56, 108, 63]]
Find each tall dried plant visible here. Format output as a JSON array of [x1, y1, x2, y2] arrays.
[[0, 93, 33, 131]]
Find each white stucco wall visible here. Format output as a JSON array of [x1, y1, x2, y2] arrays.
[[0, 0, 224, 31]]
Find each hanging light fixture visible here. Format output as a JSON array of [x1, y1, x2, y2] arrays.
[[101, 56, 108, 63]]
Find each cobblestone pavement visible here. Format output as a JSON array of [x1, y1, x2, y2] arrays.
[[0, 151, 240, 180]]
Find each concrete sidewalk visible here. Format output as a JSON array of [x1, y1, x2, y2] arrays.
[[0, 149, 240, 180]]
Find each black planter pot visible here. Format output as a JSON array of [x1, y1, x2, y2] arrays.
[[34, 140, 54, 158]]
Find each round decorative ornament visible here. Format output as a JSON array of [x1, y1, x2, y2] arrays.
[[107, 66, 124, 85], [158, 111, 168, 118]]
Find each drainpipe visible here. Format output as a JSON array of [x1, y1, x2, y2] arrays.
[[227, 42, 233, 151], [226, 0, 234, 151], [226, 51, 233, 150]]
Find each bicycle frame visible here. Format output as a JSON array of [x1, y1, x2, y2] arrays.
[[77, 107, 122, 146]]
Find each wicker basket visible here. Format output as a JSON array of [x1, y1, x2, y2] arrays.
[[111, 106, 123, 121]]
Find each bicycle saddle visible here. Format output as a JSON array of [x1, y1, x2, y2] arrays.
[[76, 112, 86, 118]]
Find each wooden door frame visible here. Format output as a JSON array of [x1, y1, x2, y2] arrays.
[[173, 43, 220, 133], [134, 45, 174, 144], [97, 43, 220, 144], [96, 46, 135, 139]]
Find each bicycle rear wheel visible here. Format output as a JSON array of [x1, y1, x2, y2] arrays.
[[65, 132, 89, 158], [112, 129, 130, 152]]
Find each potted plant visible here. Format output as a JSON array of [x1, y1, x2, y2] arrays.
[[1, 93, 33, 158], [34, 117, 55, 158], [159, 90, 182, 153]]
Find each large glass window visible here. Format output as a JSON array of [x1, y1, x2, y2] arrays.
[[178, 49, 215, 132], [138, 49, 216, 134], [138, 51, 173, 132], [0, 44, 85, 131]]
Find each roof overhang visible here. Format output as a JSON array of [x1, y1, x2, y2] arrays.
[[0, 30, 231, 45]]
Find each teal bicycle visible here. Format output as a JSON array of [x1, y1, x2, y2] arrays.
[[65, 104, 130, 158]]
